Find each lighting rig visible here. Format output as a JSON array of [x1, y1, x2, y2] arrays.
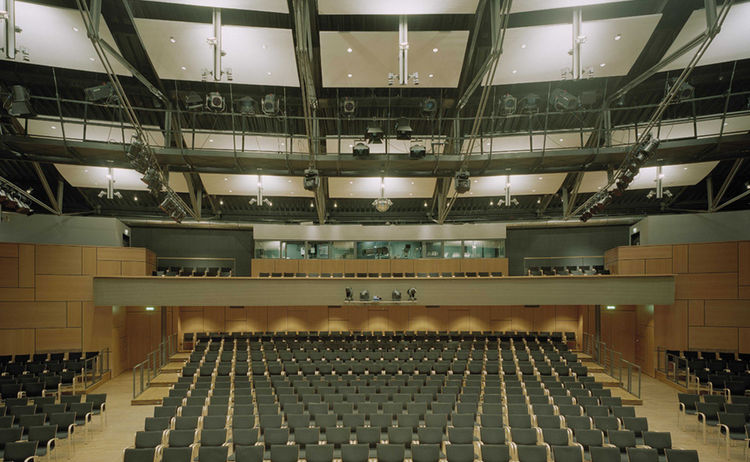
[[249, 176, 273, 207], [497, 176, 519, 207], [97, 167, 123, 199], [372, 178, 393, 213]]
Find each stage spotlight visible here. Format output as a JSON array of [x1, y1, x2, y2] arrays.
[[341, 97, 356, 115], [303, 168, 320, 191], [580, 211, 592, 223], [184, 92, 203, 111], [395, 118, 413, 140], [407, 287, 417, 301], [206, 92, 225, 112], [7, 86, 35, 117], [235, 96, 257, 115], [345, 287, 353, 301], [365, 125, 384, 144], [409, 143, 426, 159], [422, 97, 438, 117], [126, 137, 151, 173], [372, 197, 393, 213], [84, 82, 116, 103], [262, 94, 280, 115], [141, 168, 162, 195], [550, 88, 579, 111], [454, 170, 470, 194], [520, 93, 540, 113], [501, 94, 516, 115], [669, 78, 694, 102], [353, 142, 370, 157], [392, 290, 401, 301], [359, 290, 370, 301]]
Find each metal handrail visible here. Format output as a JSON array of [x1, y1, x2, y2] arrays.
[[582, 332, 642, 398], [657, 347, 692, 390], [132, 333, 178, 399], [79, 348, 111, 390]]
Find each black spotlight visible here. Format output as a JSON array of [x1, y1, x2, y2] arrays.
[[669, 78, 694, 102], [353, 142, 370, 157], [395, 118, 412, 140], [580, 211, 592, 223], [345, 287, 353, 301], [262, 94, 280, 115], [184, 92, 203, 110], [392, 290, 401, 301], [365, 125, 384, 144], [84, 82, 116, 103], [454, 170, 470, 194], [7, 85, 35, 116], [206, 91, 225, 112], [407, 287, 417, 301], [359, 290, 370, 301], [521, 93, 540, 113], [303, 168, 320, 191], [422, 97, 438, 117], [549, 88, 579, 111], [409, 143, 426, 159], [341, 97, 356, 115], [235, 96, 257, 115], [580, 90, 598, 106], [501, 94, 516, 115]]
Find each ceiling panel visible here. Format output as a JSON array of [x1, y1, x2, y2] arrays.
[[579, 161, 719, 193], [329, 178, 436, 198], [200, 174, 313, 197], [510, 0, 630, 13], [662, 2, 750, 71], [54, 164, 189, 193], [0, 2, 129, 74], [463, 131, 592, 153], [489, 14, 660, 85], [448, 174, 568, 196], [139, 0, 288, 13], [135, 19, 299, 87], [318, 0, 480, 15], [320, 31, 469, 88], [27, 118, 165, 146]]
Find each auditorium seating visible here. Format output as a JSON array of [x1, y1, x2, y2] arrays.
[[526, 266, 610, 276], [119, 331, 694, 462], [0, 351, 103, 399], [154, 267, 234, 277], [666, 350, 750, 396], [255, 272, 505, 278]]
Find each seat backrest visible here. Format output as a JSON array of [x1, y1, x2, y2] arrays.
[[411, 444, 440, 462], [124, 448, 156, 462], [341, 444, 369, 462], [575, 429, 604, 448], [234, 445, 263, 462], [306, 444, 334, 462], [3, 441, 38, 462], [377, 443, 406, 462], [199, 446, 229, 462], [135, 431, 164, 448], [608, 430, 636, 450], [589, 446, 620, 462], [626, 447, 659, 462], [664, 449, 699, 462], [445, 444, 474, 462], [641, 432, 671, 451], [162, 447, 193, 462], [448, 427, 474, 444], [168, 429, 197, 447]]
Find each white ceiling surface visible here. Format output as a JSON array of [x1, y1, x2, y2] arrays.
[[662, 1, 750, 71], [325, 137, 447, 154], [329, 178, 436, 199], [449, 174, 568, 197], [200, 174, 314, 197], [320, 31, 469, 88], [317, 0, 480, 15], [55, 164, 190, 193], [139, 0, 288, 13], [578, 161, 719, 193], [490, 14, 661, 85], [1, 2, 129, 74], [510, 0, 629, 13], [134, 19, 299, 87], [463, 131, 592, 153], [26, 118, 165, 146]]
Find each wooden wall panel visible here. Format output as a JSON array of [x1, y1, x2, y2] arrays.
[[689, 242, 738, 273], [0, 329, 34, 355], [510, 306, 534, 332], [675, 273, 738, 300], [343, 260, 368, 274], [319, 260, 345, 274], [35, 328, 81, 352], [328, 307, 348, 331], [246, 307, 268, 332], [672, 245, 688, 274], [617, 245, 673, 260], [366, 260, 390, 274], [0, 243, 18, 257], [390, 260, 414, 274], [654, 301, 688, 350], [688, 300, 705, 326], [0, 288, 34, 301], [0, 302, 66, 328], [703, 300, 750, 327], [179, 308, 205, 334], [0, 257, 18, 287], [98, 247, 146, 262], [287, 309, 310, 332], [82, 247, 97, 276], [202, 307, 225, 332], [18, 245, 34, 288], [740, 328, 750, 354], [469, 307, 490, 331], [67, 301, 82, 328], [387, 306, 409, 331], [35, 275, 93, 301], [267, 307, 287, 332], [740, 242, 750, 286], [85, 304, 112, 352], [251, 259, 275, 277], [35, 245, 82, 275], [367, 309, 389, 331], [121, 261, 147, 276], [274, 260, 299, 274], [617, 259, 645, 275], [689, 326, 738, 350], [740, 286, 750, 299], [645, 259, 672, 275], [97, 260, 121, 277]]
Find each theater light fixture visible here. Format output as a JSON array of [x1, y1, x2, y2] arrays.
[[341, 97, 356, 116], [422, 97, 438, 117], [497, 175, 519, 207], [249, 176, 273, 207], [501, 94, 516, 115], [549, 88, 579, 111], [206, 92, 225, 112], [303, 169, 320, 191], [184, 92, 203, 111], [0, 187, 33, 215], [345, 287, 353, 301], [6, 86, 35, 117], [262, 94, 280, 115], [97, 167, 123, 200], [392, 290, 401, 301], [353, 141, 370, 157], [84, 82, 117, 103], [365, 125, 384, 144], [235, 96, 257, 115], [126, 136, 152, 173], [359, 290, 370, 301], [521, 93, 540, 113], [372, 178, 393, 213], [407, 287, 417, 301], [159, 192, 188, 223], [395, 118, 413, 140], [409, 143, 426, 159], [454, 170, 470, 194]]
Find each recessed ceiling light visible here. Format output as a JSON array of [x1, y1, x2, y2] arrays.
[[228, 189, 232, 193], [349, 193, 353, 196], [559, 138, 564, 142], [347, 73, 353, 78], [290, 192, 294, 195], [180, 66, 187, 71], [428, 74, 434, 78], [409, 193, 413, 196], [432, 48, 439, 53], [51, 125, 56, 130], [614, 34, 622, 41], [266, 71, 272, 76], [89, 57, 95, 61], [520, 44, 527, 49], [423, 201, 428, 207], [469, 192, 473, 195], [474, 180, 478, 183], [348, 144, 353, 148], [538, 177, 542, 180], [346, 47, 352, 53], [84, 169, 88, 173], [134, 196, 138, 201], [489, 201, 494, 206], [169, 37, 176, 43], [512, 70, 517, 74], [262, 44, 267, 49], [683, 167, 688, 170], [349, 181, 353, 184], [208, 139, 214, 143], [724, 122, 728, 126], [532, 189, 536, 193], [72, 27, 79, 32], [220, 199, 224, 205], [224, 177, 228, 181], [288, 179, 292, 183], [486, 142, 491, 146], [411, 181, 414, 185], [599, 63, 606, 68]]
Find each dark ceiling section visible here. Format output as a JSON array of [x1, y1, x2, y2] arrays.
[[0, 0, 749, 224]]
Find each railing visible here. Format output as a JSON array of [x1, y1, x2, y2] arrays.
[[77, 348, 111, 391], [657, 347, 693, 389], [582, 332, 642, 399], [132, 333, 178, 399]]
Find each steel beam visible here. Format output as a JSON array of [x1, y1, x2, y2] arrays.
[[713, 188, 750, 212], [711, 158, 743, 210], [0, 173, 58, 215], [31, 161, 60, 214], [2, 0, 15, 60]]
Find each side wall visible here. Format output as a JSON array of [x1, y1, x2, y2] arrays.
[[604, 241, 750, 366], [250, 258, 510, 278], [0, 242, 158, 377], [0, 215, 129, 246], [632, 210, 750, 245]]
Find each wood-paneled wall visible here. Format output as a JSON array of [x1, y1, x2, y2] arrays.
[[606, 241, 750, 358], [0, 242, 155, 376], [250, 258, 509, 278], [176, 305, 584, 342]]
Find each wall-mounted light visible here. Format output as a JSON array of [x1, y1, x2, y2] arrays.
[[146, 306, 155, 311], [605, 305, 616, 310]]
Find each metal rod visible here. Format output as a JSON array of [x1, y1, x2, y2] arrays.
[[31, 161, 61, 214], [712, 158, 743, 209], [213, 8, 222, 81], [4, 0, 15, 60], [572, 8, 582, 80], [713, 187, 750, 211]]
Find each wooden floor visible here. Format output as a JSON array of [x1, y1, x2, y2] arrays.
[[81, 371, 736, 462]]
